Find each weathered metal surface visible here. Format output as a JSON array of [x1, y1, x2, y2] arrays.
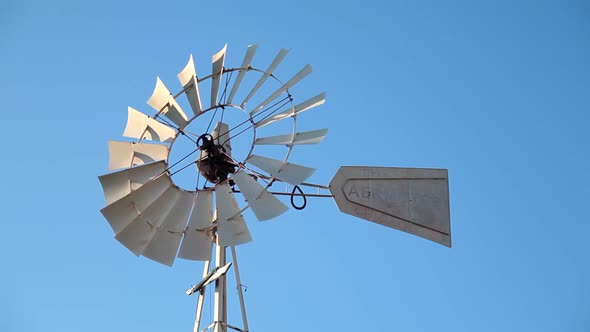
[[330, 166, 451, 247]]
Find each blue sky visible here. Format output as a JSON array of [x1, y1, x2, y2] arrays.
[[2, 1, 589, 331]]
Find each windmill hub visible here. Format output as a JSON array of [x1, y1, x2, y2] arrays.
[[196, 133, 236, 184]]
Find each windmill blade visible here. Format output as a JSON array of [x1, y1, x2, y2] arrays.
[[142, 189, 194, 266], [100, 172, 173, 234], [210, 44, 227, 107], [250, 64, 312, 115], [246, 155, 315, 186], [108, 141, 169, 171], [255, 92, 326, 128], [212, 122, 232, 157], [330, 166, 451, 247], [227, 44, 258, 104], [123, 107, 176, 143], [177, 54, 203, 116], [178, 191, 214, 261], [255, 128, 328, 146], [179, 229, 213, 261], [215, 183, 252, 246], [98, 160, 167, 205], [240, 48, 289, 108], [115, 186, 181, 256], [147, 77, 189, 128], [232, 171, 289, 221]]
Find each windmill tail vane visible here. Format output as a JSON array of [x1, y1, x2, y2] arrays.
[[97, 43, 451, 332]]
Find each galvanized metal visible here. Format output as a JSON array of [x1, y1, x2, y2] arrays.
[[230, 246, 249, 332], [213, 240, 227, 332], [330, 166, 451, 247], [193, 259, 211, 332]]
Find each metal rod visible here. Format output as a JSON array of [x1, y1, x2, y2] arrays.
[[252, 174, 330, 190], [193, 258, 212, 332], [269, 192, 333, 198], [225, 323, 245, 332], [231, 246, 249, 332], [231, 190, 333, 198], [213, 239, 227, 332], [201, 322, 216, 332]]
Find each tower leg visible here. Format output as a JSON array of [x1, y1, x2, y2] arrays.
[[213, 238, 227, 332], [231, 246, 249, 332], [193, 259, 211, 332]]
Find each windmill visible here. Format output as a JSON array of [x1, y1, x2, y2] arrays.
[[98, 44, 451, 332]]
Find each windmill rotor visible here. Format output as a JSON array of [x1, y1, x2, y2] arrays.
[[97, 43, 452, 332]]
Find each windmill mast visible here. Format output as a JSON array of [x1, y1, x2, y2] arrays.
[[191, 234, 249, 332], [213, 239, 227, 332]]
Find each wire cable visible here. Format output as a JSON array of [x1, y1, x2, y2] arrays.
[[219, 96, 291, 146]]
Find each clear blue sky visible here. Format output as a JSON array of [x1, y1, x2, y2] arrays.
[[2, 1, 589, 331]]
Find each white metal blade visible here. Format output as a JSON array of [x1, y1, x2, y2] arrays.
[[250, 64, 312, 115], [212, 122, 232, 157], [240, 48, 289, 108], [210, 44, 227, 107], [178, 191, 214, 261], [142, 189, 194, 266], [108, 141, 168, 171], [330, 167, 452, 247], [100, 172, 173, 234], [114, 186, 180, 256], [255, 128, 328, 146], [227, 44, 258, 104], [246, 155, 315, 186], [215, 183, 252, 246], [178, 229, 213, 261], [177, 54, 203, 116], [147, 77, 189, 128], [123, 107, 176, 143], [98, 160, 167, 205], [232, 171, 288, 221], [255, 93, 326, 128], [187, 191, 214, 229]]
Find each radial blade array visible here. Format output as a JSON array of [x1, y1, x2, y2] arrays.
[[147, 77, 189, 128], [215, 183, 252, 247], [255, 128, 328, 146], [100, 44, 328, 266], [240, 48, 289, 108], [232, 171, 288, 221], [210, 45, 227, 107], [246, 155, 315, 185], [108, 141, 169, 170], [178, 191, 214, 261], [227, 44, 258, 104], [178, 54, 203, 116], [255, 93, 326, 128], [250, 64, 312, 115], [123, 107, 176, 143]]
